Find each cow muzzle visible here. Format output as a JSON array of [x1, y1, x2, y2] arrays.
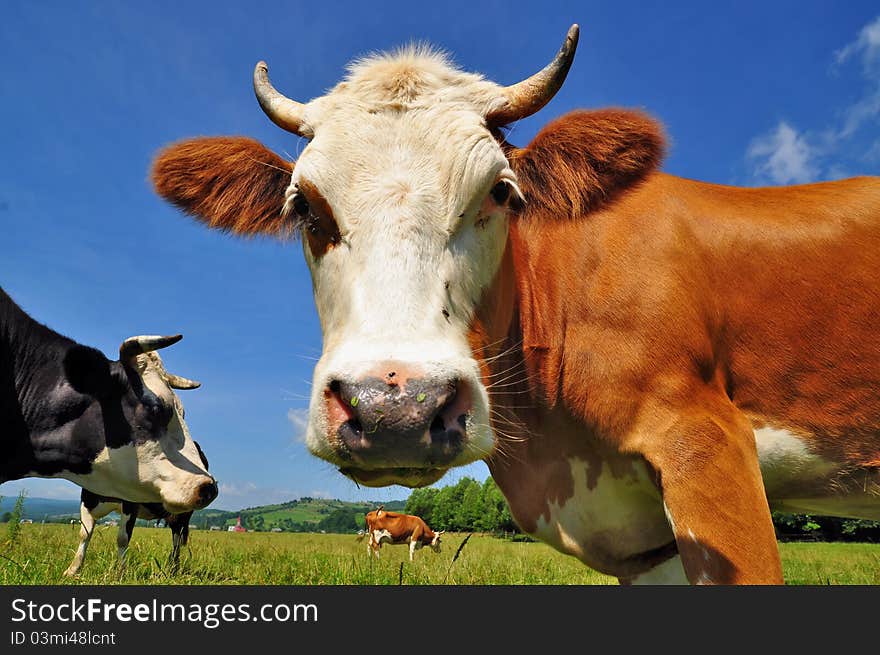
[[162, 476, 218, 514], [323, 363, 473, 487]]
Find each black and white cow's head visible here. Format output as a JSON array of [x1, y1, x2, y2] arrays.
[[60, 334, 217, 512]]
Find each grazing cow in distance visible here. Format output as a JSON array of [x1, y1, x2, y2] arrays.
[[360, 507, 443, 561], [152, 25, 880, 584], [0, 286, 217, 513], [64, 441, 210, 577]]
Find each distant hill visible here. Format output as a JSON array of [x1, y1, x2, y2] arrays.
[[0, 495, 81, 521], [190, 497, 406, 533], [0, 494, 406, 534]]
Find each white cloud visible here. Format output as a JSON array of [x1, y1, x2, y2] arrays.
[[747, 16, 880, 183], [219, 481, 258, 497], [747, 122, 819, 185], [833, 17, 880, 140], [834, 15, 880, 73], [215, 481, 302, 510], [287, 407, 310, 443], [839, 88, 880, 139]]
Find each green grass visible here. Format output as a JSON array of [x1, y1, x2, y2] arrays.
[[0, 523, 877, 585]]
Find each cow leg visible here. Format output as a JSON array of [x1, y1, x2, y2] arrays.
[[169, 521, 189, 574], [117, 502, 138, 575], [638, 401, 783, 584], [169, 526, 183, 573], [409, 539, 416, 561], [63, 502, 98, 577], [373, 532, 383, 560]]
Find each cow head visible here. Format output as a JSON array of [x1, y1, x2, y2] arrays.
[[63, 335, 217, 512], [152, 26, 662, 488], [431, 530, 444, 553]]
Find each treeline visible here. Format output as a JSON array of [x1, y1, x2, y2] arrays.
[[404, 477, 519, 534], [772, 512, 880, 543], [400, 478, 880, 543]]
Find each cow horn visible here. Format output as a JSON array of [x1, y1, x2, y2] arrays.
[[253, 61, 308, 136], [486, 24, 579, 125], [165, 373, 201, 390], [119, 334, 183, 364]]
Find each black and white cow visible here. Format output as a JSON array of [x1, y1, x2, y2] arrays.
[[64, 441, 210, 576], [0, 286, 217, 512]]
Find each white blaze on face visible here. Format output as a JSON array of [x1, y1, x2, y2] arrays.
[[293, 49, 520, 470], [137, 354, 213, 511]]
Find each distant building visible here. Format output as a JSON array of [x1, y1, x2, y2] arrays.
[[228, 516, 246, 533], [271, 528, 282, 533], [209, 526, 222, 531]]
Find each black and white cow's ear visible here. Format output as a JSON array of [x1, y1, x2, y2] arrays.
[[63, 345, 116, 398], [151, 137, 294, 238]]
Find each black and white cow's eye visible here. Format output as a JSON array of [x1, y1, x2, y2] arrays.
[[490, 181, 511, 205], [291, 193, 311, 218]]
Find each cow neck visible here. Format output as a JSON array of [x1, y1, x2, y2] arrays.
[[472, 220, 615, 533], [472, 219, 581, 421], [0, 289, 81, 432]]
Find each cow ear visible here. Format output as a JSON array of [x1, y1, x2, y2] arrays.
[[151, 137, 294, 237], [508, 109, 665, 219], [63, 345, 115, 398]]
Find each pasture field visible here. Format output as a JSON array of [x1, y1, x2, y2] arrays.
[[1, 523, 878, 585]]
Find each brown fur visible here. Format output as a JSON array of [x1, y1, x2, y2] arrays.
[[151, 137, 293, 237], [472, 145, 880, 582], [507, 109, 666, 219]]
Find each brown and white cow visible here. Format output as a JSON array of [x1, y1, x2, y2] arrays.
[[151, 25, 880, 584], [358, 508, 443, 560]]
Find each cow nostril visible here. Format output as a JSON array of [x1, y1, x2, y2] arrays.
[[198, 481, 218, 505], [328, 379, 341, 394], [345, 417, 363, 436], [429, 415, 445, 435]]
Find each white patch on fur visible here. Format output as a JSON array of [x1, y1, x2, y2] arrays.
[[662, 501, 676, 533], [295, 51, 520, 471], [532, 457, 672, 566], [629, 555, 689, 585], [753, 425, 837, 498]]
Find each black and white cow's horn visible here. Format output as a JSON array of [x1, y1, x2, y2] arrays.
[[119, 334, 183, 364], [253, 61, 309, 136], [486, 24, 579, 126], [165, 373, 201, 390]]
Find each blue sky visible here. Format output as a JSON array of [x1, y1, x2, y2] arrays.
[[2, 2, 879, 510]]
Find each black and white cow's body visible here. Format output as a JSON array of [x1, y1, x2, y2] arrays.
[[64, 442, 209, 576], [0, 286, 217, 512]]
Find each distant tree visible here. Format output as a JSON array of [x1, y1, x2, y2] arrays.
[[6, 490, 27, 544], [317, 509, 360, 533], [405, 487, 439, 525], [454, 478, 483, 530], [1, 512, 10, 524]]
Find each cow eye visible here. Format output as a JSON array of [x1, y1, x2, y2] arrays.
[[490, 181, 510, 205], [291, 193, 310, 218]]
